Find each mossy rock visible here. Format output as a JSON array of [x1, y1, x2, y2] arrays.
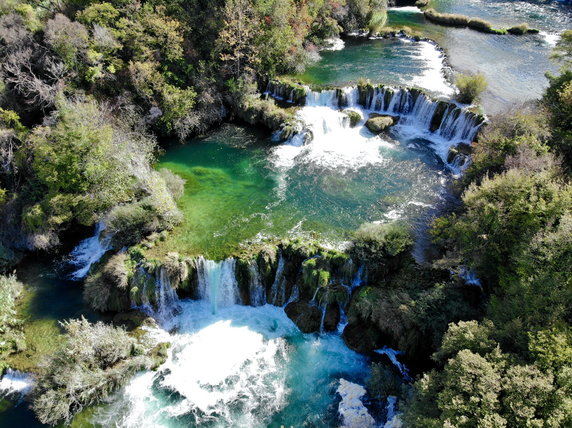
[[343, 110, 362, 127], [342, 320, 385, 354], [365, 115, 395, 134], [285, 300, 322, 333]]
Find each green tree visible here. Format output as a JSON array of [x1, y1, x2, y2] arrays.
[[216, 0, 261, 77]]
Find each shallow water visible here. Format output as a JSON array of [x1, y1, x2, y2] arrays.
[[298, 37, 454, 97], [152, 121, 450, 259], [297, 2, 570, 113]]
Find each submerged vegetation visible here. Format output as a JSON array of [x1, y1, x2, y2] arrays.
[[423, 8, 539, 36]]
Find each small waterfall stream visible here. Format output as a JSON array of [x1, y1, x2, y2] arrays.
[[68, 221, 112, 280]]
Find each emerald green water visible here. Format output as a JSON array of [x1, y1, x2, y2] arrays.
[[153, 124, 448, 259]]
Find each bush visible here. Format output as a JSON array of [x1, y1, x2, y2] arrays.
[[351, 222, 413, 281], [32, 318, 162, 426], [432, 168, 572, 286], [455, 72, 487, 104], [84, 253, 131, 312], [0, 274, 24, 369]]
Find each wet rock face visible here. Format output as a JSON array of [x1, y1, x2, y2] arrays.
[[342, 320, 385, 354], [285, 300, 322, 333], [324, 303, 341, 332]]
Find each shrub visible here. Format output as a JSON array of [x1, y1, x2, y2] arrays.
[[84, 252, 131, 312], [507, 23, 529, 35], [158, 168, 185, 200], [351, 222, 413, 281], [32, 318, 162, 426], [0, 274, 24, 369], [455, 72, 487, 104]]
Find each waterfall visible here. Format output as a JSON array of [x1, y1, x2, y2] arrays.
[[375, 347, 412, 382], [269, 254, 286, 306], [248, 260, 266, 306], [68, 221, 112, 280], [383, 396, 403, 428], [458, 266, 482, 288], [352, 264, 366, 288], [271, 85, 483, 173], [319, 305, 327, 334], [154, 267, 180, 324], [197, 257, 240, 314], [336, 379, 376, 428], [0, 369, 34, 402]]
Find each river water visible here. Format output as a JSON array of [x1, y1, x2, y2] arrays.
[[2, 1, 571, 427]]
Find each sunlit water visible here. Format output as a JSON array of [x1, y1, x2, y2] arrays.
[[296, 2, 571, 113], [153, 123, 450, 259], [95, 302, 370, 428]]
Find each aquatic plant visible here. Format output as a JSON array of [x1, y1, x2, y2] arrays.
[[455, 72, 487, 104]]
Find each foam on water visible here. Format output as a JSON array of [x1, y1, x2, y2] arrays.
[[68, 221, 112, 280], [337, 379, 376, 428], [96, 301, 370, 427], [540, 31, 560, 47], [271, 105, 390, 172], [322, 37, 345, 51], [411, 41, 455, 97], [388, 6, 422, 13]]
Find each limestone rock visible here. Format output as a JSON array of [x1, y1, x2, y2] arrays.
[[365, 114, 396, 134]]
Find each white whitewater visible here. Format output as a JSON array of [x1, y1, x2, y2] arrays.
[[68, 221, 112, 280], [384, 396, 403, 428], [196, 257, 240, 314], [154, 267, 181, 325], [411, 40, 455, 97], [97, 298, 370, 427], [271, 89, 390, 171], [375, 347, 412, 382], [271, 85, 482, 176], [248, 259, 266, 306], [0, 369, 34, 401], [321, 37, 345, 51], [337, 379, 376, 428], [269, 253, 287, 305]]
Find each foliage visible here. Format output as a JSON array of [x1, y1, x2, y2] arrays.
[[404, 320, 572, 428], [544, 69, 572, 166], [466, 105, 551, 183], [350, 222, 413, 281], [432, 168, 572, 286], [0, 274, 24, 370], [550, 29, 572, 69], [455, 72, 487, 104], [31, 317, 164, 426]]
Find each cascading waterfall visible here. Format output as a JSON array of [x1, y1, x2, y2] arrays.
[[383, 396, 403, 428], [68, 221, 112, 280], [154, 267, 180, 324], [269, 254, 287, 306], [270, 84, 483, 173], [196, 257, 240, 314], [248, 259, 266, 306], [375, 347, 412, 382]]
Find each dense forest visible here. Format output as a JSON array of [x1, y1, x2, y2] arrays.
[[0, 0, 571, 427]]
